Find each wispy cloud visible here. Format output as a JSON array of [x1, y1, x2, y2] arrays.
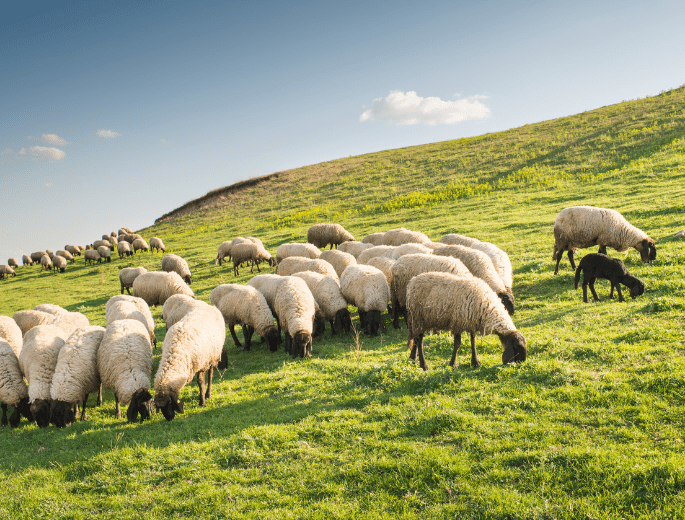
[[18, 146, 66, 161], [43, 134, 69, 146], [97, 129, 121, 138], [360, 90, 490, 125]]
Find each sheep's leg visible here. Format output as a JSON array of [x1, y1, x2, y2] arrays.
[[615, 283, 625, 302], [470, 333, 481, 368], [125, 287, 132, 296], [205, 367, 213, 399], [554, 253, 563, 275], [250, 260, 255, 274], [1, 403, 7, 426], [115, 395, 121, 420], [409, 333, 422, 360], [391, 299, 401, 329], [96, 384, 102, 406], [255, 261, 261, 273], [243, 325, 253, 350], [449, 333, 462, 368], [197, 371, 206, 406], [598, 245, 607, 255], [589, 278, 600, 301], [609, 282, 615, 299], [80, 398, 88, 421], [329, 319, 336, 336], [417, 335, 428, 371], [74, 403, 79, 417], [229, 325, 242, 348], [582, 281, 590, 303], [120, 284, 125, 295], [568, 250, 576, 270]]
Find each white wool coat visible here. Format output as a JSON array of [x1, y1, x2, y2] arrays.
[[0, 341, 28, 407], [0, 316, 23, 357], [50, 326, 105, 404], [132, 271, 194, 306], [12, 310, 55, 336], [19, 325, 67, 403], [273, 277, 316, 336], [293, 271, 348, 320], [340, 264, 390, 314], [213, 284, 276, 336], [276, 257, 339, 282], [319, 249, 357, 279]]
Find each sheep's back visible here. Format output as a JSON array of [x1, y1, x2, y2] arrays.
[[50, 326, 105, 403]]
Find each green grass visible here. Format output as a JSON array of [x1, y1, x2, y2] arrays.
[[2, 87, 685, 519]]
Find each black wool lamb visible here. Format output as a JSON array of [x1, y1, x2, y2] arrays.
[[574, 253, 644, 303]]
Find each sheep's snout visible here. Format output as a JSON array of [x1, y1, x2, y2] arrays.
[[30, 399, 51, 428], [502, 332, 527, 365]]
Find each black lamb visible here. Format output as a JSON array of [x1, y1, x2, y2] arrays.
[[574, 253, 644, 303]]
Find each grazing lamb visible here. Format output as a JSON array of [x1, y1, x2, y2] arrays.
[[574, 253, 645, 303], [293, 271, 352, 335], [0, 342, 32, 428], [154, 302, 226, 421], [276, 257, 340, 282], [97, 246, 112, 263], [56, 250, 74, 264], [8, 258, 18, 269], [52, 255, 67, 273], [84, 250, 101, 265], [150, 237, 166, 253], [405, 272, 527, 371], [275, 243, 321, 264], [12, 309, 55, 336], [357, 245, 396, 265], [340, 264, 390, 336], [97, 319, 153, 422], [106, 294, 157, 347], [381, 228, 431, 247], [161, 254, 192, 284], [231, 242, 275, 276], [362, 232, 385, 245], [337, 241, 373, 259], [18, 325, 67, 427], [0, 265, 16, 279], [117, 240, 133, 259], [40, 254, 52, 271], [132, 238, 150, 254], [439, 233, 481, 247], [132, 271, 194, 307], [49, 326, 106, 427], [319, 249, 357, 278], [307, 223, 355, 249], [553, 206, 657, 275], [119, 266, 148, 295], [273, 277, 316, 358], [0, 316, 23, 357], [22, 255, 33, 266]]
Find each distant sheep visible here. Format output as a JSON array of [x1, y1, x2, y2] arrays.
[[117, 240, 132, 259], [0, 265, 16, 279], [381, 228, 431, 247], [97, 246, 111, 263], [8, 258, 18, 269], [118, 227, 133, 236], [405, 272, 527, 371], [132, 271, 194, 306], [161, 254, 192, 284], [12, 309, 55, 336], [40, 254, 52, 271], [119, 266, 147, 295], [553, 206, 657, 275], [52, 255, 67, 273], [132, 238, 149, 254], [338, 241, 373, 259], [361, 232, 385, 245], [276, 257, 340, 282], [30, 251, 45, 264], [93, 239, 112, 251], [231, 242, 275, 276], [574, 253, 645, 303], [319, 249, 357, 278], [56, 250, 74, 264], [307, 223, 355, 249], [150, 237, 166, 253], [22, 255, 33, 266], [84, 250, 101, 265], [293, 271, 351, 335], [340, 264, 390, 336], [65, 245, 81, 257], [0, 341, 32, 428], [215, 237, 249, 266]]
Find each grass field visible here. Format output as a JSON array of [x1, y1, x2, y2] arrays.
[[2, 87, 685, 519]]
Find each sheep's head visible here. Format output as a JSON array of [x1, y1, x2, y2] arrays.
[[334, 309, 352, 334], [268, 257, 276, 268], [156, 396, 184, 422], [638, 239, 657, 263], [312, 315, 326, 338], [9, 397, 32, 428], [501, 332, 527, 364], [364, 310, 382, 337], [184, 274, 192, 285], [50, 400, 75, 428], [264, 328, 281, 352], [30, 399, 51, 428], [127, 389, 154, 423], [498, 291, 515, 316], [625, 275, 645, 299], [293, 331, 312, 358]]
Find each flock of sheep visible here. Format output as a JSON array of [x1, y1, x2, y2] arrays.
[[0, 205, 656, 429]]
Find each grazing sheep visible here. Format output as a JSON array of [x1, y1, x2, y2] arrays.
[[49, 326, 106, 427], [293, 271, 351, 335], [307, 223, 355, 249], [123, 233, 144, 244], [51, 255, 67, 273], [22, 255, 33, 266], [439, 233, 481, 247], [18, 325, 67, 427], [50, 312, 90, 338], [574, 253, 645, 303], [150, 237, 166, 253], [212, 284, 280, 352], [553, 206, 657, 275], [97, 319, 153, 422], [30, 251, 45, 263], [106, 294, 157, 347], [215, 238, 248, 266], [106, 301, 156, 349], [405, 272, 527, 371], [0, 342, 32, 428], [12, 309, 55, 336], [132, 271, 194, 307], [119, 266, 147, 295], [434, 244, 515, 315], [33, 304, 68, 317], [102, 234, 112, 242], [46, 249, 54, 260], [0, 316, 23, 357], [0, 265, 16, 279], [154, 302, 226, 421], [231, 242, 275, 276], [273, 277, 316, 358], [85, 245, 92, 250], [117, 241, 133, 259], [319, 249, 357, 278], [56, 250, 74, 264], [162, 294, 204, 332], [132, 238, 150, 254], [366, 256, 395, 309], [391, 243, 432, 260], [340, 264, 390, 336], [84, 249, 101, 265], [470, 242, 513, 291], [246, 274, 283, 327], [93, 239, 112, 251], [275, 243, 321, 264], [381, 228, 431, 247], [276, 257, 340, 282], [8, 258, 18, 269], [97, 246, 111, 263], [357, 245, 396, 265], [65, 245, 81, 257], [390, 254, 470, 329], [161, 254, 192, 284], [338, 241, 373, 259], [108, 234, 118, 245], [362, 232, 385, 245], [118, 227, 133, 236], [245, 236, 265, 248], [75, 245, 85, 252], [40, 254, 52, 271]]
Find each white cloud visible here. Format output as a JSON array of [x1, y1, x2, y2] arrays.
[[360, 90, 490, 125], [97, 129, 121, 138], [43, 134, 69, 146], [18, 146, 66, 161]]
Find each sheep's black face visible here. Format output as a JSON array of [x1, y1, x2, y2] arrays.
[[649, 241, 657, 262], [334, 309, 352, 334], [365, 311, 382, 336], [10, 397, 33, 428], [502, 332, 527, 364], [157, 398, 184, 421], [498, 291, 515, 316], [312, 316, 326, 338], [128, 390, 154, 423], [50, 400, 75, 428], [294, 331, 312, 358], [265, 328, 281, 352], [626, 276, 645, 299], [268, 258, 276, 268], [31, 399, 51, 428], [185, 275, 192, 285]]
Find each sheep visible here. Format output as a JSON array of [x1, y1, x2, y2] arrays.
[[106, 294, 157, 347], [85, 245, 92, 250], [93, 239, 112, 251], [307, 223, 355, 249], [212, 284, 280, 352], [84, 250, 101, 265], [162, 294, 204, 332], [470, 242, 514, 291], [97, 246, 112, 263], [366, 256, 395, 310], [46, 249, 54, 259], [292, 271, 352, 335], [390, 254, 471, 329], [22, 255, 33, 266], [56, 250, 74, 264], [434, 244, 515, 315], [75, 245, 85, 252], [12, 309, 55, 336], [65, 245, 81, 257], [132, 271, 194, 306], [340, 264, 390, 336], [40, 254, 52, 271], [245, 236, 264, 248], [8, 258, 18, 269], [319, 249, 357, 278], [275, 243, 321, 264], [161, 254, 192, 284], [276, 257, 340, 282], [439, 233, 481, 247], [357, 245, 396, 265], [574, 253, 645, 303], [132, 238, 150, 253], [362, 232, 385, 245], [338, 241, 373, 259], [553, 206, 657, 275], [381, 228, 431, 247], [117, 241, 132, 259], [273, 277, 316, 358], [30, 251, 45, 263], [123, 233, 144, 244], [215, 238, 246, 266], [405, 272, 527, 371], [18, 325, 67, 427], [231, 242, 275, 276], [0, 342, 32, 428], [50, 255, 66, 273], [150, 237, 166, 253], [50, 312, 90, 338], [34, 304, 68, 317], [119, 266, 147, 295], [108, 234, 118, 245], [49, 326, 106, 427], [0, 316, 23, 357], [97, 319, 153, 422], [106, 299, 157, 348], [118, 227, 133, 236], [0, 265, 16, 279], [246, 274, 282, 324], [154, 302, 226, 421], [391, 243, 432, 260]]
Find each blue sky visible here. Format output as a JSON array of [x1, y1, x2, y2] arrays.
[[1, 0, 684, 262]]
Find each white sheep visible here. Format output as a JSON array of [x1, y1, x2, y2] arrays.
[[0, 341, 31, 428], [405, 272, 527, 371], [106, 300, 156, 349], [307, 223, 355, 249], [275, 242, 321, 264], [340, 264, 390, 336], [97, 245, 112, 263], [337, 241, 373, 259], [56, 250, 74, 264], [119, 266, 148, 295], [293, 271, 352, 335], [161, 254, 192, 284], [49, 326, 106, 427], [51, 312, 90, 338], [381, 228, 431, 247], [276, 257, 340, 282], [84, 250, 101, 265], [30, 251, 45, 264], [0, 265, 16, 279], [106, 294, 157, 347], [361, 232, 385, 245], [273, 276, 316, 358], [132, 238, 149, 253], [439, 233, 481, 247], [552, 206, 657, 274], [391, 243, 432, 260], [12, 309, 55, 336], [97, 319, 153, 422], [214, 237, 255, 265], [366, 256, 395, 308], [8, 258, 18, 269], [150, 237, 166, 253], [162, 294, 203, 331], [470, 242, 513, 290], [40, 254, 52, 271], [0, 316, 23, 357], [231, 242, 275, 276], [357, 245, 396, 265], [117, 240, 133, 259], [22, 254, 33, 266], [93, 239, 112, 251], [154, 302, 226, 421], [52, 255, 67, 273], [132, 271, 194, 306], [34, 304, 68, 317], [319, 249, 357, 278]]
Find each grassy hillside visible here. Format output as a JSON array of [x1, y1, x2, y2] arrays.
[[2, 87, 685, 519]]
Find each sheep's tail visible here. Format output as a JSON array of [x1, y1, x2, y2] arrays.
[[574, 264, 582, 290]]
